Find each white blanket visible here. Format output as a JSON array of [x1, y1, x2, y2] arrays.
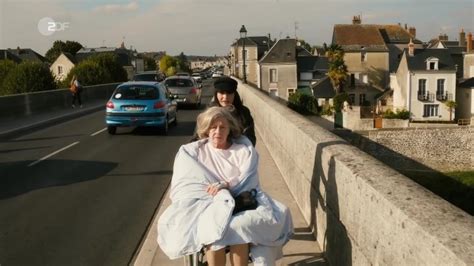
[[157, 136, 293, 264]]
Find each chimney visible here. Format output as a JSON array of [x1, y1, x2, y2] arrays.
[[439, 33, 448, 41], [459, 28, 466, 47], [404, 23, 408, 30], [467, 32, 473, 53], [408, 27, 416, 38], [352, 15, 361, 24], [408, 38, 415, 56]]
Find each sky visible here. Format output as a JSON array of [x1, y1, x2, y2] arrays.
[[0, 0, 473, 57]]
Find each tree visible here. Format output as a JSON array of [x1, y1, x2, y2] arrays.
[[144, 57, 157, 71], [444, 100, 457, 121], [159, 55, 178, 75], [63, 53, 127, 87], [176, 52, 190, 72], [1, 61, 56, 95], [326, 44, 348, 94], [45, 40, 83, 63]]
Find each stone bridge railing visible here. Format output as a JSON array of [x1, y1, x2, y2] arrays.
[[237, 79, 473, 265]]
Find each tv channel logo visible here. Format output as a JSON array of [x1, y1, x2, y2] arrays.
[[38, 17, 70, 36]]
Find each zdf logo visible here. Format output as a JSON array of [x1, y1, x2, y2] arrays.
[[38, 17, 70, 36]]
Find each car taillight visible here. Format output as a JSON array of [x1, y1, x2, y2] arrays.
[[190, 87, 198, 94], [154, 101, 166, 109], [106, 101, 114, 109]]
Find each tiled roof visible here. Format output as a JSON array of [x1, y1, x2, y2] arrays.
[[259, 38, 297, 64], [297, 56, 329, 72], [333, 24, 422, 51], [459, 77, 474, 88], [7, 48, 47, 63], [405, 48, 456, 71], [311, 76, 336, 98], [0, 49, 22, 63], [296, 46, 312, 57], [333, 24, 388, 51], [378, 25, 422, 44]]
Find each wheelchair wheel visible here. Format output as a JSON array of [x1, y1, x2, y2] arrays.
[[184, 250, 207, 266]]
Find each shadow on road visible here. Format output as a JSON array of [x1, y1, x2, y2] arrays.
[[0, 159, 117, 199]]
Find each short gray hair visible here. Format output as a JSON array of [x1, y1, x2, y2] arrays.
[[196, 106, 241, 140]]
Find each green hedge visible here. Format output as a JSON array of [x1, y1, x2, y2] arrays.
[[0, 61, 56, 96], [287, 91, 319, 115], [383, 109, 410, 119]]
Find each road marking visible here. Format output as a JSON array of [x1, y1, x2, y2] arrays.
[[91, 127, 107, 136], [28, 141, 80, 167]]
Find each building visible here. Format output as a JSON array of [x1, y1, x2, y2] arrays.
[[391, 45, 457, 121], [230, 36, 273, 86], [50, 52, 76, 81], [332, 16, 423, 106]]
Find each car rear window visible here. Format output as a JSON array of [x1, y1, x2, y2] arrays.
[[165, 79, 194, 87], [133, 74, 157, 81], [113, 86, 159, 100]]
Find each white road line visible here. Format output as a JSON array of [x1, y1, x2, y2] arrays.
[[91, 127, 107, 136], [28, 141, 80, 167]]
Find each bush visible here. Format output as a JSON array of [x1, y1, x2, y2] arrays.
[[383, 108, 410, 119], [0, 60, 17, 85], [320, 104, 333, 116], [1, 61, 56, 95], [287, 91, 319, 115], [62, 53, 127, 87]]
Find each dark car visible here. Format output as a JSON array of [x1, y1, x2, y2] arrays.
[[106, 81, 177, 135], [132, 71, 165, 82]]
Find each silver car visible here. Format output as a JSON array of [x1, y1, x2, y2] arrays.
[[164, 76, 202, 108]]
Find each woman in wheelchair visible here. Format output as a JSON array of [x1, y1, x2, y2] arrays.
[[158, 107, 293, 266]]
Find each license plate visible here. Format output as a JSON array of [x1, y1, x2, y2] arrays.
[[125, 106, 144, 111]]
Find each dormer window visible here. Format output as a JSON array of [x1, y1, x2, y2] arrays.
[[426, 57, 439, 70]]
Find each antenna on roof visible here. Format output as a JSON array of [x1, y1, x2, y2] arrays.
[[294, 21, 299, 39]]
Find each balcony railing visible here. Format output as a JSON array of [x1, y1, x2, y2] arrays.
[[417, 91, 435, 102], [436, 92, 453, 101]]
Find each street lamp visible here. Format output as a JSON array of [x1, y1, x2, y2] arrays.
[[239, 25, 247, 83]]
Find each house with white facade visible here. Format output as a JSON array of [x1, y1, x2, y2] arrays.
[[391, 43, 457, 121], [50, 52, 76, 81]]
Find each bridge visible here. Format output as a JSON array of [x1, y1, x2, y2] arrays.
[[0, 79, 472, 265]]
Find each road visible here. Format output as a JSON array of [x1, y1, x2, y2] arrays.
[[0, 79, 215, 266]]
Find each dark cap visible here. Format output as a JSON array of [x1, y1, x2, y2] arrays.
[[214, 77, 237, 93]]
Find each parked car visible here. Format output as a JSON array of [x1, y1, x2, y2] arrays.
[[191, 72, 202, 84], [211, 71, 223, 78], [176, 72, 190, 77], [132, 71, 165, 82], [106, 81, 177, 135], [164, 76, 201, 108]]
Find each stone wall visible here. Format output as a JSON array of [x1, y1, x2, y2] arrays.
[[236, 78, 474, 266], [0, 83, 119, 119], [362, 127, 473, 172]]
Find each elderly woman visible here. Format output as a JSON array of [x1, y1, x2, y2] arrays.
[[158, 107, 293, 266], [191, 77, 256, 146]]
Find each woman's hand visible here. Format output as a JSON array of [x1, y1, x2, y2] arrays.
[[206, 181, 229, 196]]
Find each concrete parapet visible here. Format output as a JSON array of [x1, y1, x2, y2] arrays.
[[237, 80, 474, 265], [0, 83, 119, 119]]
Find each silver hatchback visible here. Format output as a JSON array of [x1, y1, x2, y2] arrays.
[[164, 76, 202, 108]]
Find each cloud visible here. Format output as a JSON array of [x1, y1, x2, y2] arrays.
[[92, 0, 139, 14]]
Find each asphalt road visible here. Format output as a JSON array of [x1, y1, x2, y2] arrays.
[[0, 79, 215, 266]]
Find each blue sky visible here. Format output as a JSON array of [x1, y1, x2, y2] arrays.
[[0, 0, 473, 56]]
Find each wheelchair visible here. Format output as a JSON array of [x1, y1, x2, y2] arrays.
[[184, 247, 253, 266]]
